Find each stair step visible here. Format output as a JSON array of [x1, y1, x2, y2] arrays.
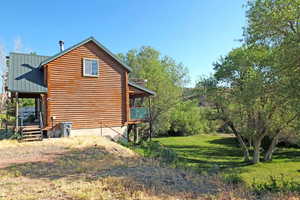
[[22, 128, 40, 131], [20, 125, 43, 142], [22, 128, 41, 131], [22, 130, 41, 135], [21, 137, 42, 142], [22, 134, 42, 139], [23, 129, 40, 132], [22, 125, 39, 128]]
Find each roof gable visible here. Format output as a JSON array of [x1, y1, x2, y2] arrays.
[[40, 37, 132, 72]]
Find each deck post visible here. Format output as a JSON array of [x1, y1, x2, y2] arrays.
[[148, 97, 153, 141], [136, 126, 139, 144], [133, 124, 137, 144], [127, 125, 130, 142], [35, 98, 38, 119], [15, 92, 19, 133]]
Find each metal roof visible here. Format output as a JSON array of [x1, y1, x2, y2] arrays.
[[40, 36, 132, 72], [7, 53, 49, 93], [128, 81, 156, 96]]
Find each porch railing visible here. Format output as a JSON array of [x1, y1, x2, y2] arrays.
[[130, 107, 149, 120]]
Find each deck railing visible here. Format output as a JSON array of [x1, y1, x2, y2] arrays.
[[130, 107, 149, 120]]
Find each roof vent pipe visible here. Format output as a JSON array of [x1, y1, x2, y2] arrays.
[[58, 40, 64, 52]]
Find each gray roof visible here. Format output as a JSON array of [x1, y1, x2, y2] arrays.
[[128, 81, 156, 96], [40, 36, 132, 72], [8, 53, 49, 93]]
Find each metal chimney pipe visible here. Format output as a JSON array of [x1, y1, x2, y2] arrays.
[[58, 40, 64, 52]]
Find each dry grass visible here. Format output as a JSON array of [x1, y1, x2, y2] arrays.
[[0, 136, 298, 200], [0, 136, 136, 169], [0, 136, 221, 200], [0, 136, 136, 156]]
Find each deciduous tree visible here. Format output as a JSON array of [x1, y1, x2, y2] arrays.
[[197, 45, 300, 164], [118, 46, 189, 135]]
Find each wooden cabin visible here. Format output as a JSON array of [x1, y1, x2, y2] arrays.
[[6, 37, 155, 141]]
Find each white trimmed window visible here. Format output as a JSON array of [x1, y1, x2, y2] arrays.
[[83, 58, 99, 77]]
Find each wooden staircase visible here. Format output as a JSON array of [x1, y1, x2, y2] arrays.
[[20, 125, 43, 142]]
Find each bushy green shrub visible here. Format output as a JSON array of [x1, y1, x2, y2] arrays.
[[0, 129, 20, 140], [139, 141, 179, 165], [223, 173, 244, 185], [251, 175, 300, 194], [168, 100, 213, 136]]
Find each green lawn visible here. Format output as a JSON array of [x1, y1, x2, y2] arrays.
[[151, 134, 300, 186]]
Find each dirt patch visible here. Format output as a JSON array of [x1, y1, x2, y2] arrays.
[[0, 136, 136, 168]]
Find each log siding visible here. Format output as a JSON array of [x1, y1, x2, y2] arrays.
[[46, 41, 128, 129]]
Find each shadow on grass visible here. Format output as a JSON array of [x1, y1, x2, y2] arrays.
[[156, 136, 254, 174], [0, 146, 218, 198], [273, 149, 300, 162], [208, 137, 240, 147], [162, 141, 246, 171]]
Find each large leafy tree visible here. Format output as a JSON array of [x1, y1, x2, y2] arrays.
[[244, 0, 300, 161], [118, 46, 189, 135], [245, 0, 300, 99], [245, 0, 300, 45], [194, 0, 300, 164], [197, 45, 300, 164]]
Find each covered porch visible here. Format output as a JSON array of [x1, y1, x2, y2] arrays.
[[11, 92, 46, 141], [12, 92, 46, 129], [127, 81, 155, 142], [6, 53, 49, 140], [128, 81, 155, 123]]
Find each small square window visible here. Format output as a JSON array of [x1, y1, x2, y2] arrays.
[[83, 58, 99, 77]]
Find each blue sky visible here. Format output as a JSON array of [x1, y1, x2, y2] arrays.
[[0, 0, 246, 87]]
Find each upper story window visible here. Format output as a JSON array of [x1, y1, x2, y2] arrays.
[[83, 58, 99, 77]]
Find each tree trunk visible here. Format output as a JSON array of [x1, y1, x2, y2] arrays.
[[264, 135, 279, 161], [253, 144, 260, 164], [253, 138, 263, 164], [249, 137, 252, 149], [228, 122, 250, 162], [252, 126, 268, 164]]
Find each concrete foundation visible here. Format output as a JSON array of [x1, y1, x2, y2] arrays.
[[70, 126, 128, 141]]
